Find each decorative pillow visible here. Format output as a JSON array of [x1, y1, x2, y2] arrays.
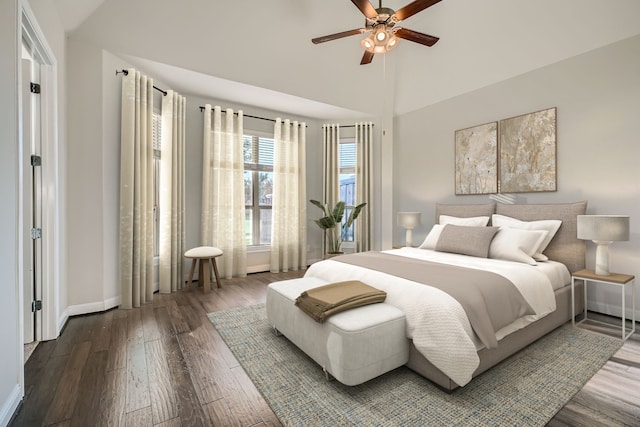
[[439, 215, 490, 227], [419, 224, 445, 249], [488, 228, 549, 265], [495, 201, 587, 273], [435, 225, 499, 258], [491, 214, 561, 261]]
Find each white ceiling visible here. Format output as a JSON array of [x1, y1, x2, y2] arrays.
[[53, 0, 640, 119]]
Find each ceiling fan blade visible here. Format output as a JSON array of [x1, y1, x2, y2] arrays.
[[395, 28, 439, 46], [360, 50, 375, 65], [393, 0, 442, 21], [312, 29, 363, 44], [351, 0, 378, 19]]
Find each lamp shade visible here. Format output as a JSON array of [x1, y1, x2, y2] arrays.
[[577, 215, 630, 242], [577, 215, 630, 276], [397, 212, 421, 229]]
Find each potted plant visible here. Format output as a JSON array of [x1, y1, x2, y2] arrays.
[[310, 200, 367, 256]]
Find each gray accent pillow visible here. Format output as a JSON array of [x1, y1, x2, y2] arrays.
[[435, 225, 499, 258]]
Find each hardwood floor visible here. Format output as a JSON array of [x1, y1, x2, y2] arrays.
[[10, 271, 640, 426]]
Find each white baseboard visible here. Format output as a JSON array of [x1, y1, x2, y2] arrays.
[[247, 264, 271, 274], [65, 296, 120, 317], [0, 384, 22, 427], [58, 307, 69, 335]]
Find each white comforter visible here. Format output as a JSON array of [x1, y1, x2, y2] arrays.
[[304, 248, 569, 386]]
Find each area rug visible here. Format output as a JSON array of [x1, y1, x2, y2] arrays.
[[208, 304, 622, 426]]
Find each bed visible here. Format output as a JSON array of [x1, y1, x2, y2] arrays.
[[303, 201, 588, 391]]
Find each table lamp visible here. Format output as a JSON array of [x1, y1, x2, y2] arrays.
[[577, 215, 630, 276], [397, 212, 421, 247]]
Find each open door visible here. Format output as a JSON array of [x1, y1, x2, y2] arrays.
[[21, 53, 43, 345]]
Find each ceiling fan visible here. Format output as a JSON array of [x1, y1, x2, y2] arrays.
[[312, 0, 442, 65]]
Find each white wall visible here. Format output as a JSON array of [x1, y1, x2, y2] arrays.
[[393, 34, 640, 318], [0, 1, 22, 423], [66, 38, 109, 311]]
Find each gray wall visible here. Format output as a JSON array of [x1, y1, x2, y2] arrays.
[[65, 40, 357, 312], [394, 34, 640, 318]]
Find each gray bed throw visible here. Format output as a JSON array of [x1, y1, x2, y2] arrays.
[[334, 252, 535, 348]]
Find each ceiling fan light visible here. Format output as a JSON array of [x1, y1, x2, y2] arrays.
[[375, 29, 387, 42], [386, 35, 399, 51], [361, 34, 375, 52]]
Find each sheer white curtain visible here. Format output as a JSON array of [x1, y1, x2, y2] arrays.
[[159, 90, 186, 293], [119, 69, 154, 308], [270, 119, 307, 272], [322, 124, 340, 207], [322, 124, 340, 254], [355, 121, 374, 252], [201, 104, 247, 278]]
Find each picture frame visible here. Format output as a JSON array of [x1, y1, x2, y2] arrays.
[[499, 107, 557, 193], [454, 121, 498, 195]]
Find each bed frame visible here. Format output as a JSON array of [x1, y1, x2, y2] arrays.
[[406, 201, 588, 391]]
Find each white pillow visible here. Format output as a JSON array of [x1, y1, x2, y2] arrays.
[[491, 214, 562, 261], [419, 224, 445, 249], [439, 215, 490, 227], [488, 228, 549, 265]]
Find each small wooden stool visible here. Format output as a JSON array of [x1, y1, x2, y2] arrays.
[[184, 246, 223, 293]]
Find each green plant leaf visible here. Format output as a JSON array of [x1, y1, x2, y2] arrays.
[[344, 202, 367, 228], [332, 201, 346, 223]]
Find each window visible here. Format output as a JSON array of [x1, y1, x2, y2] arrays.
[[339, 140, 357, 242], [152, 111, 162, 257], [243, 133, 274, 246]]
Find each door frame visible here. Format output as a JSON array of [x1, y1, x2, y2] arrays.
[[19, 1, 61, 346]]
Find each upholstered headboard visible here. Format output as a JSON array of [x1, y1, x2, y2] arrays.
[[435, 201, 588, 273], [495, 201, 587, 273], [435, 203, 496, 222]]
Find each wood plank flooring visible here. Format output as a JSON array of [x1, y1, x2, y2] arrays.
[[10, 271, 640, 426]]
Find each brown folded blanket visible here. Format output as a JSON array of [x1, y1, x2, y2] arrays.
[[295, 280, 387, 323]]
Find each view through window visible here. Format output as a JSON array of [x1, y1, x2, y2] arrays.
[[339, 140, 356, 242], [244, 134, 274, 246], [152, 111, 161, 257]]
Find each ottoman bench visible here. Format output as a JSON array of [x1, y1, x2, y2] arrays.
[[266, 277, 410, 386]]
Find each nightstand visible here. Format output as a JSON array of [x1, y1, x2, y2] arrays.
[[571, 269, 636, 340]]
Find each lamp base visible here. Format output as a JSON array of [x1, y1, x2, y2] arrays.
[[594, 240, 612, 276], [405, 229, 414, 247]]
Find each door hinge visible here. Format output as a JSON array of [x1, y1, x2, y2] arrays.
[[31, 228, 42, 240], [31, 155, 41, 167], [30, 82, 41, 94], [31, 300, 42, 312]]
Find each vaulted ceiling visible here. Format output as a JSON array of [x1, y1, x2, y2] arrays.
[[53, 0, 640, 119]]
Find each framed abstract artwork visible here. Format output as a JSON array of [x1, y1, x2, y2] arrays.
[[499, 107, 557, 193], [454, 121, 498, 195]]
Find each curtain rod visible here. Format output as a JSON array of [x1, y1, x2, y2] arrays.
[[336, 124, 374, 128], [198, 106, 306, 127], [116, 69, 167, 96]]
